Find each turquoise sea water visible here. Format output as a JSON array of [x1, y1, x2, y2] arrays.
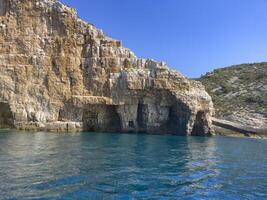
[[0, 131, 267, 200]]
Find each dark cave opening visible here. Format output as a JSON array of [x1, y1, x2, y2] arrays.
[[128, 121, 134, 128], [0, 102, 14, 129], [167, 104, 190, 135], [137, 103, 146, 130], [82, 105, 122, 132], [82, 110, 98, 131], [192, 111, 206, 136]]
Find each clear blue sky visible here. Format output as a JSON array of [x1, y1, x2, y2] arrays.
[[61, 0, 267, 78]]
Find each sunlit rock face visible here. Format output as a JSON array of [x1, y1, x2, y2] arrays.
[[0, 0, 213, 135]]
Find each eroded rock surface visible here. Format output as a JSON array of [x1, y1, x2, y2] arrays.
[[0, 0, 213, 135]]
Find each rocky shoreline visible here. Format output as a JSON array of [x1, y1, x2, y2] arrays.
[[2, 118, 267, 139], [212, 118, 267, 139], [0, 0, 265, 138]]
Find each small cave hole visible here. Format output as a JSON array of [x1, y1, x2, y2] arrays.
[[0, 102, 14, 129], [128, 121, 134, 128]]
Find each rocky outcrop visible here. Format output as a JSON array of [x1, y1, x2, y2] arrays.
[[199, 63, 267, 127], [0, 0, 213, 135], [212, 118, 267, 138], [199, 63, 266, 137]]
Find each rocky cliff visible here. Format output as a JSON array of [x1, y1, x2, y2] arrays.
[[0, 0, 213, 135], [199, 63, 267, 129]]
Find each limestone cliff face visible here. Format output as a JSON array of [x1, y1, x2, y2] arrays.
[[0, 0, 213, 135]]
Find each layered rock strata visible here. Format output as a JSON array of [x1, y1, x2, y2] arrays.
[[0, 0, 213, 135]]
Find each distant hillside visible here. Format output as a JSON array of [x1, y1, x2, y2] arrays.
[[199, 63, 267, 128]]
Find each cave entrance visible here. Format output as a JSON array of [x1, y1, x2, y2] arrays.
[[137, 103, 144, 129], [82, 105, 122, 132], [192, 111, 206, 136], [83, 110, 98, 131], [137, 103, 148, 132], [167, 104, 190, 135], [0, 102, 14, 128]]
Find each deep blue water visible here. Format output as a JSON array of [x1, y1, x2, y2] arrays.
[[0, 131, 267, 200]]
